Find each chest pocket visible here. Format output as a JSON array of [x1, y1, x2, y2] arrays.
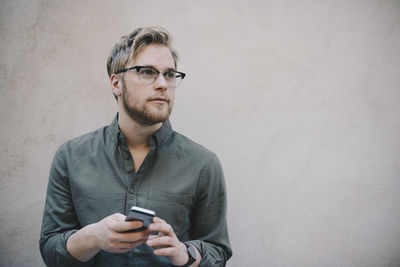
[[145, 189, 192, 239], [74, 192, 126, 226]]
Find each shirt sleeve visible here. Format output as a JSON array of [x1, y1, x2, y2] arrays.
[[39, 143, 93, 267], [187, 153, 232, 267]]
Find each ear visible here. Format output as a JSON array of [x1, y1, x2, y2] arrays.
[[110, 74, 122, 97]]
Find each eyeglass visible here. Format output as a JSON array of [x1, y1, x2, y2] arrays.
[[115, 66, 186, 88]]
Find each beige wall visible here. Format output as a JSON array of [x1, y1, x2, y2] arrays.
[[1, 1, 400, 266]]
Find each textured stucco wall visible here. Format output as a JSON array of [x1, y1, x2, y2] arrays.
[[1, 1, 400, 266]]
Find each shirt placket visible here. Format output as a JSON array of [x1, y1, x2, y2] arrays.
[[118, 142, 136, 214], [119, 140, 156, 214]]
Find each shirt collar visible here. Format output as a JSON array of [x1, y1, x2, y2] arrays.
[[109, 113, 173, 150], [109, 113, 120, 148]]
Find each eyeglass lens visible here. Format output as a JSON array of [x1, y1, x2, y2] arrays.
[[138, 68, 182, 87]]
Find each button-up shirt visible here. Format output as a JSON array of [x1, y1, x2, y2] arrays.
[[39, 114, 232, 266]]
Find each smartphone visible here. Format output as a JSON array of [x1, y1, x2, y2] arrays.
[[124, 206, 156, 232]]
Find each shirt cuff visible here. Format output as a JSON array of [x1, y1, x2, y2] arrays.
[[184, 240, 227, 267], [56, 230, 94, 266]]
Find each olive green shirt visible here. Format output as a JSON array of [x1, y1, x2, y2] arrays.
[[39, 114, 232, 266]]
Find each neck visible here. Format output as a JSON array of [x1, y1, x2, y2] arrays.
[[118, 110, 162, 149]]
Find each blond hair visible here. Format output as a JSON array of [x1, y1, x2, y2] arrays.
[[106, 26, 178, 77]]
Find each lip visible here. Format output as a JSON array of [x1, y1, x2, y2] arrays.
[[149, 97, 169, 103]]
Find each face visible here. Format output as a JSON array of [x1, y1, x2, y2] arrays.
[[119, 44, 176, 126]]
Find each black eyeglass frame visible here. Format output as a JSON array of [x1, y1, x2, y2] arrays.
[[114, 66, 186, 80]]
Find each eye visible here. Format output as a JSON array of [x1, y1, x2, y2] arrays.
[[165, 72, 175, 80], [140, 68, 157, 76]]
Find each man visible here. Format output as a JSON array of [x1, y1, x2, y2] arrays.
[[39, 26, 232, 267]]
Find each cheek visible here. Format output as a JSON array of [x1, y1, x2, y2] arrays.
[[124, 87, 143, 101], [123, 91, 141, 107], [168, 90, 176, 100]]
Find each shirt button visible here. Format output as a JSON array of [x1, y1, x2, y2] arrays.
[[129, 188, 134, 194], [125, 153, 130, 159]]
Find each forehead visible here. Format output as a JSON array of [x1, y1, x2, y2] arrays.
[[133, 44, 175, 70]]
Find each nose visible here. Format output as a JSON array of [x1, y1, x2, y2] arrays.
[[154, 73, 168, 91]]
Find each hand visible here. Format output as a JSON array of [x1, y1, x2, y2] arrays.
[[92, 213, 149, 253], [146, 217, 189, 266]]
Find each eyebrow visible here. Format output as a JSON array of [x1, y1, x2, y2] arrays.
[[141, 65, 177, 72]]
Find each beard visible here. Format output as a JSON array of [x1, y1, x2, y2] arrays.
[[121, 79, 173, 126]]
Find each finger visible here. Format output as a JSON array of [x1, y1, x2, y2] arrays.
[[147, 235, 158, 240], [118, 239, 145, 247], [116, 230, 149, 243], [146, 235, 175, 247], [148, 222, 175, 237], [152, 217, 166, 224], [114, 239, 144, 252], [113, 221, 144, 232], [119, 232, 147, 243], [153, 247, 176, 257], [110, 213, 126, 221], [106, 227, 147, 244]]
